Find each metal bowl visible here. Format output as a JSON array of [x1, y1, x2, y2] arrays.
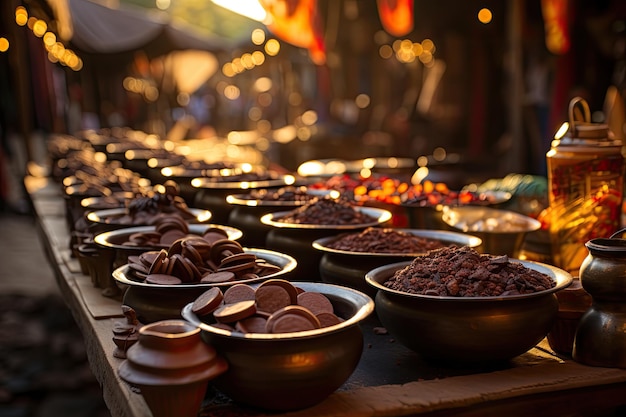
[[313, 229, 482, 297], [441, 205, 541, 257], [85, 207, 212, 234], [191, 174, 301, 224], [260, 206, 392, 230], [181, 281, 374, 411], [260, 206, 393, 281], [365, 259, 572, 365], [225, 193, 311, 247], [112, 248, 297, 323]]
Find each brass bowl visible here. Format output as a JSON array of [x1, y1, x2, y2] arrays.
[[191, 174, 300, 224], [181, 282, 374, 411], [313, 229, 482, 297], [260, 206, 393, 281], [85, 207, 212, 234], [365, 260, 572, 365], [441, 205, 541, 257], [225, 193, 309, 247], [112, 248, 297, 323]]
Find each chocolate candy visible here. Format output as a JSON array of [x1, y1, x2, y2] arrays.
[[191, 279, 343, 334], [126, 234, 282, 285]]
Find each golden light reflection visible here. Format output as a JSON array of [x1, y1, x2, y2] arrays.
[[251, 28, 266, 45], [253, 77, 272, 92], [156, 0, 171, 10], [265, 39, 280, 56], [223, 85, 241, 100], [412, 166, 429, 184], [222, 63, 235, 77], [0, 38, 8, 53], [257, 119, 271, 133], [43, 32, 56, 46], [33, 19, 47, 37], [379, 44, 393, 59], [355, 94, 371, 109], [15, 6, 28, 26], [27, 17, 37, 30], [433, 147, 447, 161], [248, 107, 262, 121], [301, 110, 318, 125], [417, 155, 428, 167], [251, 50, 265, 65], [478, 8, 493, 24]]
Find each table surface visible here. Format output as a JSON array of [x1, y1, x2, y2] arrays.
[[26, 175, 626, 417]]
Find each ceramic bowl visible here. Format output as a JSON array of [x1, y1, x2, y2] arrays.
[[365, 259, 572, 365], [440, 205, 541, 257], [112, 248, 297, 323], [313, 229, 482, 297], [181, 281, 374, 411], [260, 206, 393, 281]]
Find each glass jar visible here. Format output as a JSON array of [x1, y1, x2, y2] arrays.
[[546, 97, 624, 275]]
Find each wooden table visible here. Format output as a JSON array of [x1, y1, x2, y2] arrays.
[[27, 175, 626, 417]]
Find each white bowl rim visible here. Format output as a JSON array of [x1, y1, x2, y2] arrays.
[[312, 228, 482, 257], [181, 281, 375, 340], [259, 206, 392, 230], [365, 258, 572, 302]]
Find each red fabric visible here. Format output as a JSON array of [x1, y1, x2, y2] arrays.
[[541, 0, 570, 55], [260, 0, 326, 65], [377, 0, 414, 37]]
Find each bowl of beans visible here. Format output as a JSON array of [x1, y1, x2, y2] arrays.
[[365, 245, 572, 365], [441, 205, 541, 257], [260, 196, 393, 280], [313, 227, 482, 297], [181, 279, 374, 411]]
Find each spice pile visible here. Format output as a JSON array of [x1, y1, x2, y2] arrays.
[[325, 227, 448, 253], [384, 246, 555, 297]]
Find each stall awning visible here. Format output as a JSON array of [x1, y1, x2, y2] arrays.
[[45, 0, 235, 56]]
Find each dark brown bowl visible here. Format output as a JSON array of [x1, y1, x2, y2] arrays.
[[313, 229, 482, 297], [181, 281, 374, 411], [112, 248, 297, 323], [365, 260, 572, 365]]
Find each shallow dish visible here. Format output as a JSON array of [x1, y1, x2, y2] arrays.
[[365, 259, 572, 365], [112, 249, 297, 323], [181, 281, 374, 411]]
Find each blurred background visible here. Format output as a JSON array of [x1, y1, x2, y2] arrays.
[[1, 0, 626, 210], [1, 1, 626, 416]]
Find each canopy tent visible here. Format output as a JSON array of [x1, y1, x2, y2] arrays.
[[44, 0, 258, 57]]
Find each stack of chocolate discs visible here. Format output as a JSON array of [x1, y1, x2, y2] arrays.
[[126, 233, 282, 285], [190, 279, 344, 334]]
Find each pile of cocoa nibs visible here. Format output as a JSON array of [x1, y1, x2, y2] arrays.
[[276, 196, 376, 225], [383, 246, 555, 297]]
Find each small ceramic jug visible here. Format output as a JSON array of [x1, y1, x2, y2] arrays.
[[118, 319, 228, 417], [572, 229, 626, 368]]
